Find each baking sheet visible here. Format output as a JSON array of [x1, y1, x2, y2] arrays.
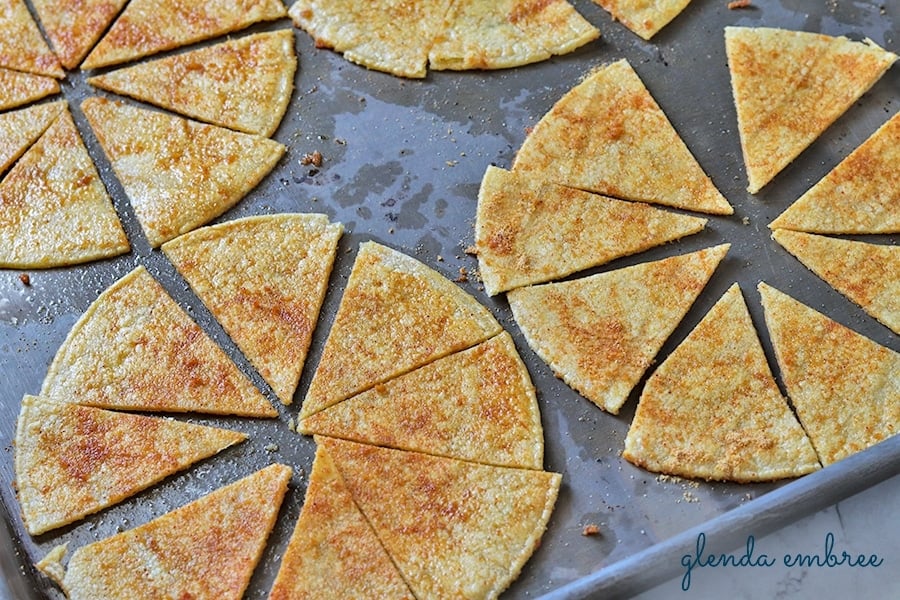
[[1, 1, 897, 598]]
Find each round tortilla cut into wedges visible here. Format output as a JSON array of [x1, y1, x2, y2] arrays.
[[300, 332, 544, 469], [80, 0, 287, 70], [509, 244, 729, 415], [82, 96, 285, 248], [87, 29, 297, 137], [758, 283, 899, 467], [0, 100, 64, 175], [592, 0, 692, 41], [0, 0, 64, 77], [769, 111, 900, 234], [772, 229, 899, 334], [269, 445, 415, 600], [725, 26, 898, 194], [318, 436, 561, 600], [30, 0, 127, 69], [512, 59, 732, 215], [40, 266, 277, 417], [0, 105, 130, 269], [624, 284, 821, 482], [37, 464, 291, 600], [475, 166, 708, 295], [0, 68, 60, 111], [300, 241, 502, 420], [15, 395, 247, 536], [162, 214, 343, 406]]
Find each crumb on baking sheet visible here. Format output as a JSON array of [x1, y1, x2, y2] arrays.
[[18, 273, 30, 286], [582, 523, 601, 536], [455, 267, 469, 283], [300, 150, 323, 167], [727, 0, 752, 8]]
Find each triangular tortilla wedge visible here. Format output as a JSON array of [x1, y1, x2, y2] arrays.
[[87, 30, 297, 137], [319, 436, 561, 600], [770, 111, 900, 234], [40, 266, 277, 417], [512, 59, 733, 215], [80, 0, 287, 70], [758, 283, 899, 467], [0, 105, 130, 269], [772, 229, 899, 334], [725, 26, 898, 194], [269, 445, 415, 600], [508, 244, 729, 414], [300, 241, 502, 420], [82, 96, 285, 248], [300, 332, 544, 469], [14, 395, 247, 536], [592, 0, 691, 40], [37, 464, 291, 600], [0, 99, 64, 175], [475, 166, 708, 295], [162, 214, 343, 405], [623, 284, 821, 482], [0, 67, 60, 111], [0, 0, 64, 77], [30, 0, 127, 69]]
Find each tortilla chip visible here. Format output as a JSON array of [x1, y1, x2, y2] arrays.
[[82, 96, 285, 248], [38, 464, 291, 600], [475, 166, 708, 295], [772, 229, 899, 334], [0, 67, 60, 111], [623, 284, 821, 482], [0, 105, 130, 269], [81, 0, 287, 70], [319, 436, 561, 600], [40, 266, 277, 417], [725, 26, 898, 194], [14, 395, 246, 536], [508, 244, 729, 414], [0, 99, 64, 175], [162, 214, 343, 405], [770, 111, 900, 234], [758, 283, 899, 466], [0, 0, 64, 77], [300, 241, 502, 420], [30, 0, 127, 69], [592, 0, 691, 40], [87, 30, 297, 137]]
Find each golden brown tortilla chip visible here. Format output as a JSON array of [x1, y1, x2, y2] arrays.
[[0, 0, 64, 77], [0, 68, 60, 111], [592, 0, 691, 40], [0, 100, 64, 175], [30, 0, 127, 69]]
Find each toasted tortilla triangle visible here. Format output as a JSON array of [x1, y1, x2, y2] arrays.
[[300, 241, 502, 420], [475, 166, 708, 295], [162, 214, 343, 405], [508, 244, 729, 414], [87, 30, 297, 136], [300, 332, 544, 469], [81, 0, 287, 70], [772, 229, 899, 334], [30, 0, 127, 69], [512, 59, 732, 215], [0, 67, 60, 111], [319, 436, 561, 600], [38, 464, 291, 600], [770, 111, 900, 234], [0, 0, 64, 77], [14, 395, 247, 536], [269, 445, 415, 600], [624, 284, 821, 482], [725, 26, 898, 194], [759, 283, 899, 466], [593, 0, 691, 40], [40, 266, 277, 417], [0, 100, 64, 175], [82, 96, 285, 248], [0, 105, 130, 269]]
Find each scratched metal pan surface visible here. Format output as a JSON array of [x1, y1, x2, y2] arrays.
[[1, 1, 897, 598]]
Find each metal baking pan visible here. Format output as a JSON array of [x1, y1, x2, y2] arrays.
[[1, 1, 897, 598]]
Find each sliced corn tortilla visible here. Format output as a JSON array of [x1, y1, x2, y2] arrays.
[[82, 96, 285, 248], [725, 26, 897, 194], [475, 166, 708, 295], [81, 0, 287, 70], [30, 0, 127, 69], [0, 105, 130, 269], [509, 244, 729, 415], [773, 229, 899, 334], [269, 445, 415, 600], [37, 464, 291, 600], [592, 0, 692, 40], [319, 436, 561, 600], [0, 67, 60, 111], [0, 99, 64, 175], [162, 214, 343, 405], [769, 111, 900, 234], [624, 284, 821, 482], [300, 241, 502, 420], [40, 266, 277, 417], [87, 30, 297, 137], [512, 59, 732, 215], [300, 332, 544, 469], [14, 395, 246, 536], [0, 0, 64, 77], [759, 283, 899, 466]]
